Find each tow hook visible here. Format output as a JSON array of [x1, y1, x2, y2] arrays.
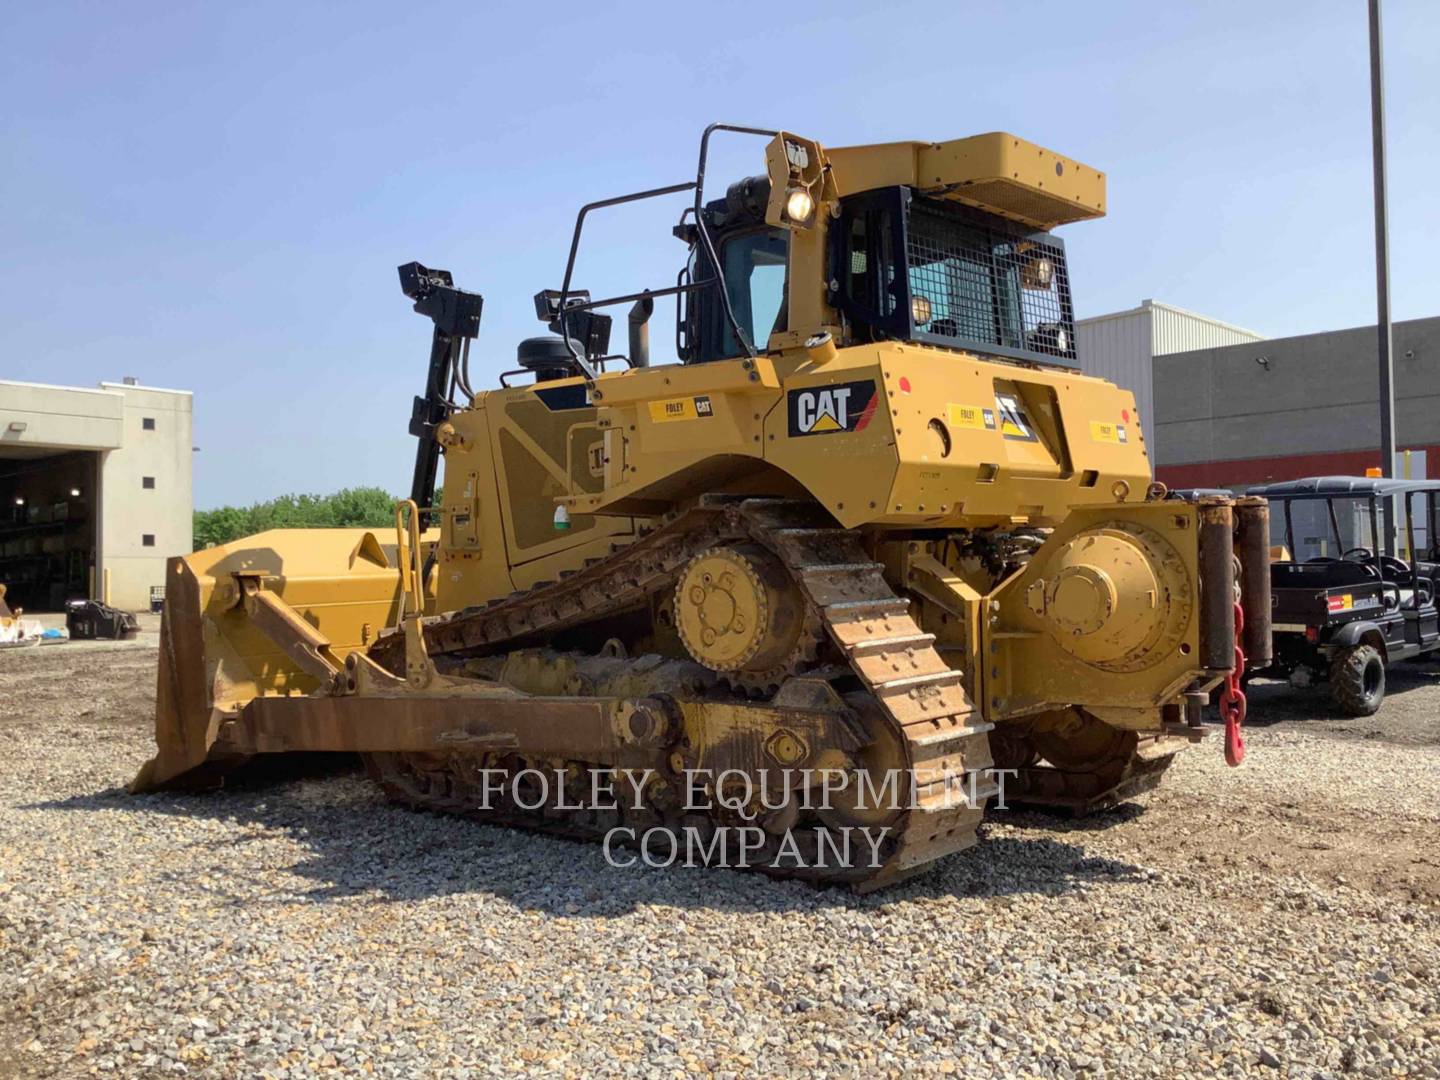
[[1218, 601, 1247, 766]]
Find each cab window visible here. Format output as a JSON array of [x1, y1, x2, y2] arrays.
[[717, 229, 788, 357]]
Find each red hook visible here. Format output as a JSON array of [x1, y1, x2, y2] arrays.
[[1219, 602, 1247, 766]]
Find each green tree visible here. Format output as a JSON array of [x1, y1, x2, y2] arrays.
[[193, 486, 412, 549]]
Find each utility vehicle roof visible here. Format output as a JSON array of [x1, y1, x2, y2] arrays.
[[1247, 476, 1440, 500]]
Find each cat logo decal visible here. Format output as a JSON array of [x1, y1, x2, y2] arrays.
[[787, 380, 879, 437]]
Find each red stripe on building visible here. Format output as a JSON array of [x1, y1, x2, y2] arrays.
[[1155, 445, 1440, 489]]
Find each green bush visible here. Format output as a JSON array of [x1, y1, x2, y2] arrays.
[[193, 486, 443, 550]]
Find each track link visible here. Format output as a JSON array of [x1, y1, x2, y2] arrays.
[[998, 732, 1180, 817], [365, 497, 997, 889]]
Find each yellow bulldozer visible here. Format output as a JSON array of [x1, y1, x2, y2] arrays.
[[134, 125, 1271, 890]]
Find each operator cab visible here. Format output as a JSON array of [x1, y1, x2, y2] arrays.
[[508, 126, 1102, 385], [680, 178, 1077, 367], [675, 176, 791, 364], [1247, 475, 1440, 715]]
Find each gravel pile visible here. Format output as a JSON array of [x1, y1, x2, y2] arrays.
[[1, 647, 1437, 1078]]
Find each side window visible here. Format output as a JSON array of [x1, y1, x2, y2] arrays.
[[717, 230, 788, 358], [833, 194, 903, 340]]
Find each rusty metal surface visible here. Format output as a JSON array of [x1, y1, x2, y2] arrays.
[[1004, 749, 1176, 816], [998, 725, 1180, 816], [365, 497, 997, 889], [132, 528, 406, 791], [1197, 499, 1237, 673], [369, 501, 738, 669], [137, 497, 1223, 886], [1234, 497, 1273, 669], [224, 693, 644, 759], [239, 577, 343, 683], [131, 558, 219, 792]]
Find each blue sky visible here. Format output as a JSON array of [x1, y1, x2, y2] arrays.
[[2, 1, 1435, 507]]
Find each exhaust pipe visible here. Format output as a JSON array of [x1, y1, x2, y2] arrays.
[[628, 295, 654, 368]]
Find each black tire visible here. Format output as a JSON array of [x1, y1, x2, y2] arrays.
[[1330, 644, 1386, 716]]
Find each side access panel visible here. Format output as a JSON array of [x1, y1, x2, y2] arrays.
[[439, 387, 636, 605]]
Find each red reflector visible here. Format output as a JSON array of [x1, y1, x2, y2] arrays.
[[898, 376, 912, 393], [1122, 408, 1130, 421], [1305, 626, 1320, 643]]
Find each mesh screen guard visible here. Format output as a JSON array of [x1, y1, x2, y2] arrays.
[[905, 196, 1075, 362]]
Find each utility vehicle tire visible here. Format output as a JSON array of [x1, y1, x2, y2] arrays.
[[1330, 644, 1386, 717]]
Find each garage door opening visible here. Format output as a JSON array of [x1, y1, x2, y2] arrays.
[[0, 450, 98, 612]]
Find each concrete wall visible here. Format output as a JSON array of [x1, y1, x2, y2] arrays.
[[1075, 300, 1264, 452], [0, 381, 123, 453], [0, 378, 192, 611], [1152, 316, 1440, 488], [97, 384, 193, 610]]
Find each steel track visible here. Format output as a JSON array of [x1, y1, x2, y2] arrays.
[[365, 497, 996, 889]]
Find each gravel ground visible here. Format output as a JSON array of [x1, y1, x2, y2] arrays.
[[1, 641, 1437, 1079]]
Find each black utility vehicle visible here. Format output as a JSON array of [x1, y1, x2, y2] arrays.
[[1248, 476, 1440, 715]]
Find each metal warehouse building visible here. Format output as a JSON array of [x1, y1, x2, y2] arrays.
[[0, 378, 192, 613], [1075, 299, 1265, 443], [1148, 315, 1440, 490]]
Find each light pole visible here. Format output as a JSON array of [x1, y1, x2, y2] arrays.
[[1369, 0, 1397, 550]]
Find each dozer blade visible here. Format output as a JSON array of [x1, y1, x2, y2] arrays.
[[131, 528, 405, 791]]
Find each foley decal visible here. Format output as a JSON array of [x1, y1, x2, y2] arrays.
[[946, 395, 1043, 442], [1089, 420, 1129, 444], [648, 395, 714, 424], [788, 380, 878, 437], [946, 403, 996, 431], [994, 392, 1037, 442]]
